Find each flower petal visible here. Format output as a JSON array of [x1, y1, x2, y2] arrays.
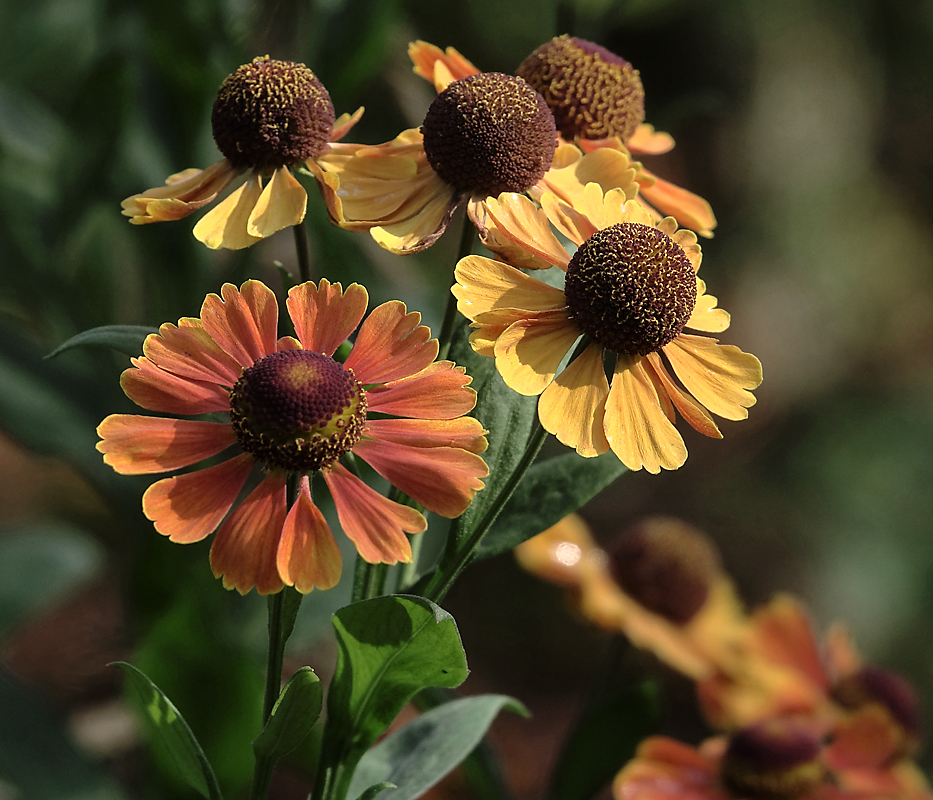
[[200, 280, 279, 369], [121, 357, 230, 415], [469, 193, 570, 269], [663, 335, 762, 420], [97, 415, 237, 474], [210, 471, 287, 595], [626, 124, 676, 155], [603, 355, 688, 473], [537, 342, 610, 457], [538, 148, 638, 211], [687, 279, 730, 332], [493, 309, 580, 396], [370, 183, 462, 254], [637, 168, 717, 239], [364, 417, 488, 454], [324, 463, 424, 563], [121, 160, 236, 223], [453, 255, 566, 319], [142, 453, 254, 544], [193, 172, 264, 250], [277, 476, 342, 592], [287, 279, 368, 356], [247, 166, 308, 238], [353, 438, 487, 518], [142, 319, 243, 386], [365, 361, 476, 419], [408, 40, 479, 91], [344, 301, 437, 384], [329, 106, 365, 142], [644, 353, 722, 439]]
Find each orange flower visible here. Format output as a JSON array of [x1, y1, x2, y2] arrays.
[[453, 187, 761, 472], [409, 38, 717, 237], [121, 56, 363, 250], [97, 280, 488, 594]]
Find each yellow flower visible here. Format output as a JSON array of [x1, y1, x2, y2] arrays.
[[453, 186, 761, 472], [121, 56, 363, 250]]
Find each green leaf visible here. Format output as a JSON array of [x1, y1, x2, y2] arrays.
[[348, 695, 527, 800], [253, 667, 323, 762], [46, 325, 158, 359], [477, 450, 627, 560], [113, 661, 224, 800], [354, 782, 397, 800], [324, 596, 469, 783], [548, 682, 658, 800]]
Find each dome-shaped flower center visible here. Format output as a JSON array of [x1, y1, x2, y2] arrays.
[[607, 516, 721, 624], [229, 349, 366, 472], [564, 222, 696, 356], [833, 667, 922, 738], [211, 55, 335, 170], [516, 35, 645, 143], [421, 72, 557, 196], [721, 720, 825, 800]]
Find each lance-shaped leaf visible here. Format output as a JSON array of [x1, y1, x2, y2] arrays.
[[113, 661, 223, 800], [253, 667, 323, 763], [46, 325, 158, 358]]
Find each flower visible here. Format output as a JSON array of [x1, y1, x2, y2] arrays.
[[121, 56, 363, 250], [97, 279, 488, 594], [410, 38, 718, 237], [453, 187, 762, 472]]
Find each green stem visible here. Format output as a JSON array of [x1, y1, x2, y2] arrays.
[[293, 222, 312, 283], [351, 559, 389, 602], [437, 213, 476, 361]]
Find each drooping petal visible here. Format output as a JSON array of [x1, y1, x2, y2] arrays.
[[143, 319, 243, 387], [97, 415, 237, 474], [200, 280, 279, 369], [493, 310, 580, 396], [369, 182, 462, 254], [686, 279, 730, 333], [352, 438, 487, 518], [603, 355, 688, 473], [121, 160, 237, 224], [277, 476, 342, 592], [637, 168, 717, 239], [364, 417, 488, 454], [453, 255, 566, 319], [121, 357, 230, 415], [663, 334, 762, 420], [210, 471, 287, 595], [142, 453, 254, 544], [537, 342, 611, 457], [644, 353, 722, 439], [193, 173, 264, 250], [344, 301, 437, 384], [626, 124, 676, 154], [365, 361, 476, 419], [324, 463, 424, 563], [408, 41, 479, 91], [287, 279, 368, 356], [247, 166, 308, 238], [329, 106, 365, 142], [469, 193, 570, 269], [537, 148, 638, 212]]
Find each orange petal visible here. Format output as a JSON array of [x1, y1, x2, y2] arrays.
[[352, 438, 487, 518], [210, 471, 287, 595], [603, 356, 688, 473], [97, 415, 237, 474], [193, 172, 264, 250], [453, 255, 566, 320], [365, 361, 476, 419], [469, 193, 570, 269], [200, 280, 279, 369], [537, 342, 610, 457], [121, 160, 236, 223], [329, 106, 365, 142], [277, 476, 342, 592], [121, 357, 230, 415], [663, 334, 762, 420], [344, 301, 437, 384], [686, 278, 730, 333], [142, 453, 253, 544], [143, 319, 242, 386], [408, 40, 479, 90], [287, 279, 368, 356], [247, 166, 307, 238], [626, 124, 676, 155], [644, 353, 722, 439], [364, 417, 488, 454], [493, 309, 580, 396], [324, 463, 424, 563], [637, 168, 717, 238]]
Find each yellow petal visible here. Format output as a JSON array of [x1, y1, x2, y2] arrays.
[[663, 334, 762, 420], [370, 183, 461, 254], [193, 173, 263, 250], [645, 353, 722, 439], [687, 278, 730, 333], [627, 123, 676, 155], [493, 310, 579, 396], [247, 167, 307, 238], [539, 147, 639, 210], [637, 168, 717, 238], [538, 343, 610, 457], [469, 193, 570, 269], [453, 256, 566, 319]]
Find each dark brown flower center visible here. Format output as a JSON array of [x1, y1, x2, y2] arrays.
[[607, 516, 721, 624], [564, 223, 696, 356], [421, 72, 557, 195], [721, 720, 825, 800], [229, 349, 366, 472], [211, 55, 335, 170], [833, 667, 922, 738], [516, 35, 645, 143]]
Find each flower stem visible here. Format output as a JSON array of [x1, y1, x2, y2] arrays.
[[293, 222, 312, 283], [437, 213, 476, 361]]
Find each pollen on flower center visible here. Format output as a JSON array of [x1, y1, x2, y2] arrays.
[[564, 222, 697, 357], [211, 55, 336, 170], [421, 72, 557, 196], [229, 349, 366, 472], [516, 35, 645, 143]]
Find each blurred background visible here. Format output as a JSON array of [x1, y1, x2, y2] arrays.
[[1, 0, 932, 798]]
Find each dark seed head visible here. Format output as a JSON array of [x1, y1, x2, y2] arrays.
[[516, 35, 645, 143], [833, 667, 922, 738], [229, 349, 366, 472], [564, 223, 697, 356], [421, 72, 557, 196], [211, 55, 335, 170]]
